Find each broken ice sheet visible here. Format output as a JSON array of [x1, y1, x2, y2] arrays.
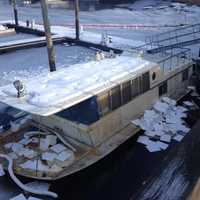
[[28, 197, 43, 200], [137, 136, 151, 145], [173, 134, 184, 142], [25, 181, 50, 192], [183, 101, 194, 107], [145, 143, 161, 153], [10, 194, 27, 200], [156, 141, 168, 150], [160, 134, 171, 143], [162, 97, 176, 106], [153, 101, 169, 113]]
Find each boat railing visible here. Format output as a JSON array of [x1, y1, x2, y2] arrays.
[[157, 48, 192, 73]]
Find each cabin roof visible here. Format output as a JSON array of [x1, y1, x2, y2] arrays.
[[0, 55, 156, 116]]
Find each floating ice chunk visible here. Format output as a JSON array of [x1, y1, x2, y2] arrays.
[[0, 164, 5, 176], [145, 142, 161, 152], [137, 136, 151, 145], [162, 97, 176, 106], [42, 152, 57, 161], [46, 135, 57, 146], [27, 197, 42, 200], [173, 134, 184, 142], [144, 131, 158, 137], [156, 141, 168, 150], [25, 181, 50, 192], [57, 151, 73, 162], [153, 101, 169, 113], [183, 101, 194, 107], [50, 144, 66, 154], [153, 123, 165, 133], [144, 110, 159, 120], [9, 194, 27, 200], [160, 135, 171, 143], [175, 106, 188, 113]]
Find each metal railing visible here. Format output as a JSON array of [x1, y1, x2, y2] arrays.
[[146, 23, 200, 52], [157, 48, 192, 73]]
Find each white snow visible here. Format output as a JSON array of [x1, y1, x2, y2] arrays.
[[173, 134, 184, 142], [25, 181, 50, 192], [0, 25, 6, 31], [160, 135, 171, 143], [0, 55, 155, 116], [183, 101, 194, 107]]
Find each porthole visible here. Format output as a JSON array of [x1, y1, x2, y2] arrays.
[[152, 72, 156, 81]]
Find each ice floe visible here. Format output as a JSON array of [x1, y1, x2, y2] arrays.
[[132, 97, 192, 152]]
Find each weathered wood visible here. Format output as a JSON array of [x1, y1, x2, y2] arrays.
[[12, 0, 19, 26], [40, 0, 56, 72], [75, 0, 80, 40]]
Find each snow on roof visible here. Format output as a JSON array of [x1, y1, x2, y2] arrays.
[[0, 55, 156, 116]]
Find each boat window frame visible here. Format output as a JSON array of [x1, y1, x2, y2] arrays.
[[109, 85, 122, 111], [159, 81, 168, 97], [182, 68, 189, 82]]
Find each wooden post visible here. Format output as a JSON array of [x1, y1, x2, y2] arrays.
[[12, 0, 19, 26], [75, 0, 80, 40], [40, 0, 56, 72]]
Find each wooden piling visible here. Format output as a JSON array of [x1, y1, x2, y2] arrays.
[[40, 0, 56, 72], [75, 0, 80, 41], [12, 0, 19, 26]]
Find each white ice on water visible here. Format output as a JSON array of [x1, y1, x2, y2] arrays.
[[10, 193, 43, 200], [132, 97, 192, 152]]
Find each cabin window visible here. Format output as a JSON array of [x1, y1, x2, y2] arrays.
[[159, 81, 168, 97], [192, 64, 196, 74], [97, 92, 110, 116], [182, 69, 189, 82], [56, 97, 100, 125], [142, 72, 150, 93], [122, 81, 132, 105], [110, 85, 122, 110], [131, 77, 140, 98]]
